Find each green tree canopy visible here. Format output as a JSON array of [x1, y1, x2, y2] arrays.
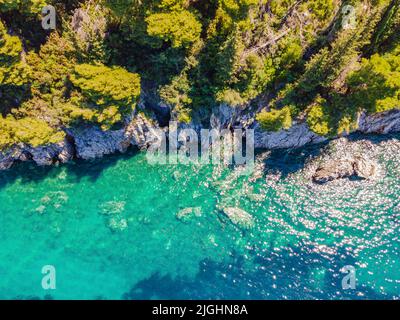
[[0, 20, 28, 86], [0, 115, 64, 149], [347, 48, 400, 113], [69, 64, 141, 129], [0, 0, 47, 15]]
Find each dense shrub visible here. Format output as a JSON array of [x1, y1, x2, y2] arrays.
[[0, 116, 64, 149], [146, 10, 202, 48], [70, 64, 141, 129], [256, 106, 293, 132], [307, 102, 332, 136], [0, 0, 47, 15], [347, 48, 400, 113]]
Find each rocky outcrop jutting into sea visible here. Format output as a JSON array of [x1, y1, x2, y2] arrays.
[[306, 138, 381, 184]]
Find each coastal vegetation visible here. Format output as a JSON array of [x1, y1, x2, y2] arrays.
[[0, 0, 399, 150]]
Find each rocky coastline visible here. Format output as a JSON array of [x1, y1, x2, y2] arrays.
[[1, 104, 399, 173], [0, 112, 163, 170]]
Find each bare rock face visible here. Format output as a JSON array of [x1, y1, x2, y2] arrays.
[[358, 109, 400, 134], [210, 104, 327, 150], [0, 104, 398, 171], [0, 139, 74, 170], [353, 156, 377, 179], [67, 126, 128, 160], [217, 107, 400, 151], [126, 113, 164, 151], [313, 159, 355, 183], [0, 151, 18, 170], [210, 104, 244, 130], [222, 207, 255, 229], [29, 142, 74, 166], [311, 138, 378, 183], [67, 113, 163, 160], [254, 122, 327, 149], [0, 113, 162, 169]]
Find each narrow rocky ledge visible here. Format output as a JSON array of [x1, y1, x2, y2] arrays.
[[0, 113, 161, 170], [0, 106, 399, 171], [209, 104, 400, 150]]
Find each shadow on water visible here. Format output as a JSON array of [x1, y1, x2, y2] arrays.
[[122, 245, 389, 300], [0, 147, 140, 191], [259, 141, 329, 178]]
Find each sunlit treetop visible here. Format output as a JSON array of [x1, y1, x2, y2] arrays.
[[0, 0, 47, 15]]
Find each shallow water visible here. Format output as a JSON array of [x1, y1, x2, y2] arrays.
[[0, 136, 399, 300]]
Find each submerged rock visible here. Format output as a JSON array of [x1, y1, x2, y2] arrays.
[[99, 201, 126, 216], [222, 207, 254, 229], [107, 217, 128, 232], [176, 207, 202, 223]]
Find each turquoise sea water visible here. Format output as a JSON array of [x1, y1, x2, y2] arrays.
[[0, 135, 399, 300]]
